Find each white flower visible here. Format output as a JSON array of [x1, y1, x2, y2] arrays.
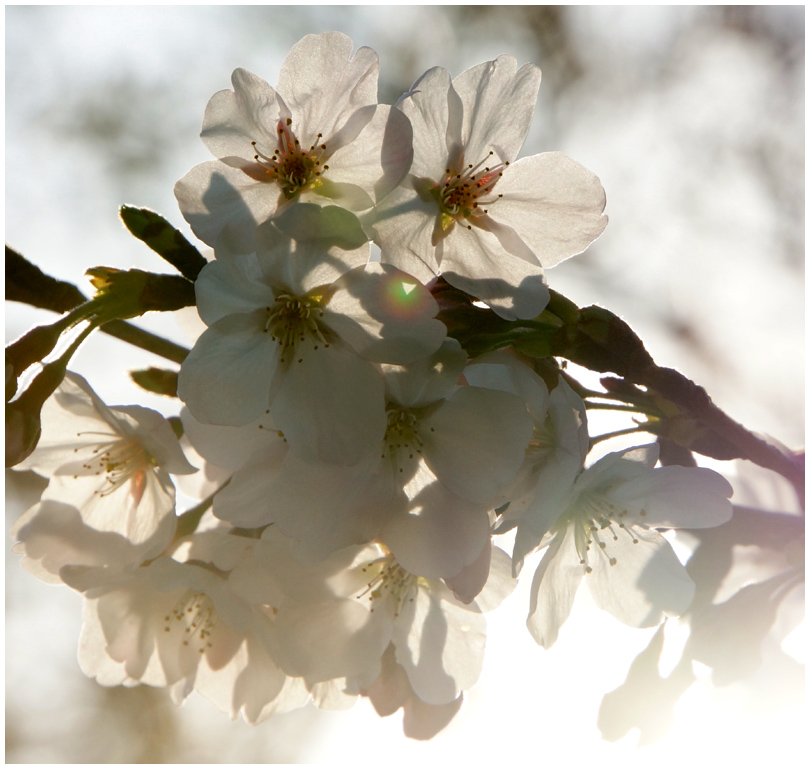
[[252, 534, 515, 708], [177, 209, 446, 466], [463, 353, 589, 573], [369, 57, 608, 320], [15, 372, 195, 557], [175, 32, 413, 252], [64, 528, 313, 723], [525, 445, 734, 648]]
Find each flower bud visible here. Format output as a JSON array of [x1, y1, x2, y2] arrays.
[[5, 357, 68, 467]]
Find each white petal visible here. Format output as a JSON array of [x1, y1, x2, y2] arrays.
[[42, 471, 176, 554], [174, 160, 278, 252], [473, 546, 518, 613], [324, 105, 413, 205], [113, 405, 196, 475], [380, 481, 490, 579], [256, 213, 369, 294], [393, 584, 485, 705], [587, 528, 696, 627], [276, 33, 378, 146], [398, 66, 457, 179], [526, 527, 583, 648], [181, 408, 282, 471], [490, 152, 608, 268], [440, 223, 550, 320], [364, 644, 411, 716], [402, 693, 463, 740], [178, 312, 279, 426], [212, 443, 288, 528], [463, 351, 549, 422], [611, 465, 734, 529], [422, 386, 533, 504], [382, 338, 467, 409], [273, 599, 390, 683], [323, 263, 445, 365], [368, 184, 441, 282], [12, 501, 144, 583], [453, 57, 541, 164], [77, 599, 130, 686], [270, 342, 385, 466], [265, 450, 398, 558], [444, 539, 491, 604], [194, 253, 273, 327], [201, 72, 280, 162]]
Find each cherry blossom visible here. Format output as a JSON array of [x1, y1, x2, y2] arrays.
[[175, 31, 412, 252], [369, 57, 608, 319], [16, 372, 194, 557], [244, 533, 515, 709], [525, 445, 734, 648]]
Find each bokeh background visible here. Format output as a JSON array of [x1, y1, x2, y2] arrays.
[[6, 5, 804, 765]]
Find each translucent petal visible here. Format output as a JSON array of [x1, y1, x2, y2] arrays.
[[453, 56, 541, 164], [526, 527, 583, 649], [324, 263, 445, 365], [178, 311, 279, 426], [489, 152, 608, 268], [269, 342, 385, 466], [587, 528, 696, 627]]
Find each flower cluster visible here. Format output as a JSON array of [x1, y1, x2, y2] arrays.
[[10, 32, 736, 739]]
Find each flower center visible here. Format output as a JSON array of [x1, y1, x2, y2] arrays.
[[163, 590, 218, 655], [571, 493, 643, 573], [433, 151, 507, 225], [527, 424, 556, 464], [252, 119, 329, 200], [75, 431, 155, 506], [357, 555, 418, 617], [263, 293, 329, 364], [382, 405, 425, 475]]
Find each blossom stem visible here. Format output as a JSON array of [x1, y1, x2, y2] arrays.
[[584, 401, 654, 415], [589, 426, 645, 448]]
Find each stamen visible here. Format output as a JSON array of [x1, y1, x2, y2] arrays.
[[163, 591, 217, 655], [264, 293, 329, 363], [432, 150, 506, 223], [356, 557, 417, 617], [251, 121, 328, 199], [574, 492, 644, 573]]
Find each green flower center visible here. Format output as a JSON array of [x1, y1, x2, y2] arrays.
[[264, 293, 329, 364]]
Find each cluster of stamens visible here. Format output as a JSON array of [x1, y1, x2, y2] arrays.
[[357, 557, 417, 617], [73, 430, 153, 504], [251, 119, 329, 199], [163, 591, 217, 655], [383, 406, 426, 473], [264, 293, 328, 363], [572, 493, 643, 573], [435, 151, 507, 227]]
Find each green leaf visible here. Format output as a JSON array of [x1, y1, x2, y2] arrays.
[[120, 206, 207, 281], [130, 367, 178, 397]]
